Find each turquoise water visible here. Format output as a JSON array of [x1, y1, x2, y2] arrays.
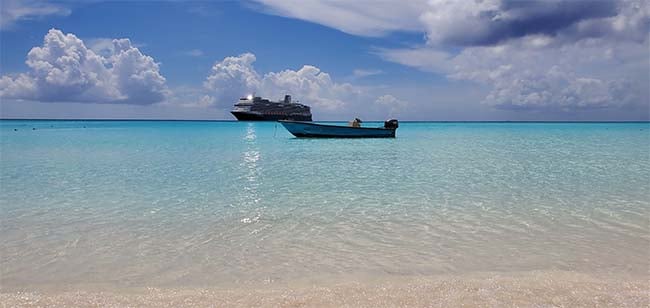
[[1, 120, 649, 289]]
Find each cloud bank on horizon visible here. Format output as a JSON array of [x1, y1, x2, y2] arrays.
[[0, 0, 648, 119]]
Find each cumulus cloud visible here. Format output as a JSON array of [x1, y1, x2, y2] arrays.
[[203, 53, 261, 106], [202, 53, 407, 118], [260, 65, 362, 111], [446, 37, 647, 110], [0, 29, 169, 104], [474, 65, 629, 110], [86, 38, 117, 57], [257, 0, 648, 112], [203, 53, 359, 112], [0, 0, 70, 30], [383, 34, 648, 110]]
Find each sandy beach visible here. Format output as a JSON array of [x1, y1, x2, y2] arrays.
[[3, 271, 648, 307]]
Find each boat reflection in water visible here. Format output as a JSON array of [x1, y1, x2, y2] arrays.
[[279, 119, 399, 138]]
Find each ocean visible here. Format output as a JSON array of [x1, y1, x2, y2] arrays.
[[1, 120, 648, 306]]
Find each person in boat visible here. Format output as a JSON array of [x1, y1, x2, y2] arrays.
[[349, 118, 362, 127]]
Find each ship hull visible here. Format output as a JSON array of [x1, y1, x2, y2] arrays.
[[231, 111, 312, 121], [279, 120, 396, 138]]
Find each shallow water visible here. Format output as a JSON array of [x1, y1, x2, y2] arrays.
[[1, 120, 649, 293]]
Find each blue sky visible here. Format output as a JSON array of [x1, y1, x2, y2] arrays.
[[1, 0, 648, 120]]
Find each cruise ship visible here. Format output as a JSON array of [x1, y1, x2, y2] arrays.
[[231, 95, 312, 121]]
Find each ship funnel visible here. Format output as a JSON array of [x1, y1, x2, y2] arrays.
[[284, 95, 292, 104]]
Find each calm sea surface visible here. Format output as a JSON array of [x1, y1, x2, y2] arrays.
[[1, 120, 649, 290]]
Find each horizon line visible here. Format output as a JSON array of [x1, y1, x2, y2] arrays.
[[1, 118, 649, 123]]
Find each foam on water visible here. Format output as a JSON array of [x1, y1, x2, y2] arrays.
[[1, 121, 649, 294]]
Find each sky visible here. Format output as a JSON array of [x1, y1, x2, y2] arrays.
[[0, 0, 648, 121]]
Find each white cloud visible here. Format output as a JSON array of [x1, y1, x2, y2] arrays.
[[261, 0, 648, 112], [375, 94, 407, 106], [203, 52, 261, 107], [446, 37, 648, 110], [418, 0, 630, 46], [110, 38, 169, 104], [260, 65, 360, 112], [253, 0, 424, 36], [375, 94, 409, 117], [380, 39, 648, 110], [477, 66, 628, 110], [0, 29, 169, 104], [86, 38, 116, 57], [202, 53, 408, 119], [352, 69, 383, 78], [257, 0, 645, 46], [202, 53, 358, 113], [0, 0, 70, 30], [433, 1, 649, 110]]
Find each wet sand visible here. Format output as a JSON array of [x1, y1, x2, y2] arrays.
[[2, 271, 648, 307]]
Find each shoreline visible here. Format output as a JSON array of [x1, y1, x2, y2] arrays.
[[2, 271, 648, 307]]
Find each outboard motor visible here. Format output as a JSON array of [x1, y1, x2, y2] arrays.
[[384, 119, 399, 129]]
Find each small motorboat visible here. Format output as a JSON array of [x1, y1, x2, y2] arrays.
[[279, 119, 399, 138]]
